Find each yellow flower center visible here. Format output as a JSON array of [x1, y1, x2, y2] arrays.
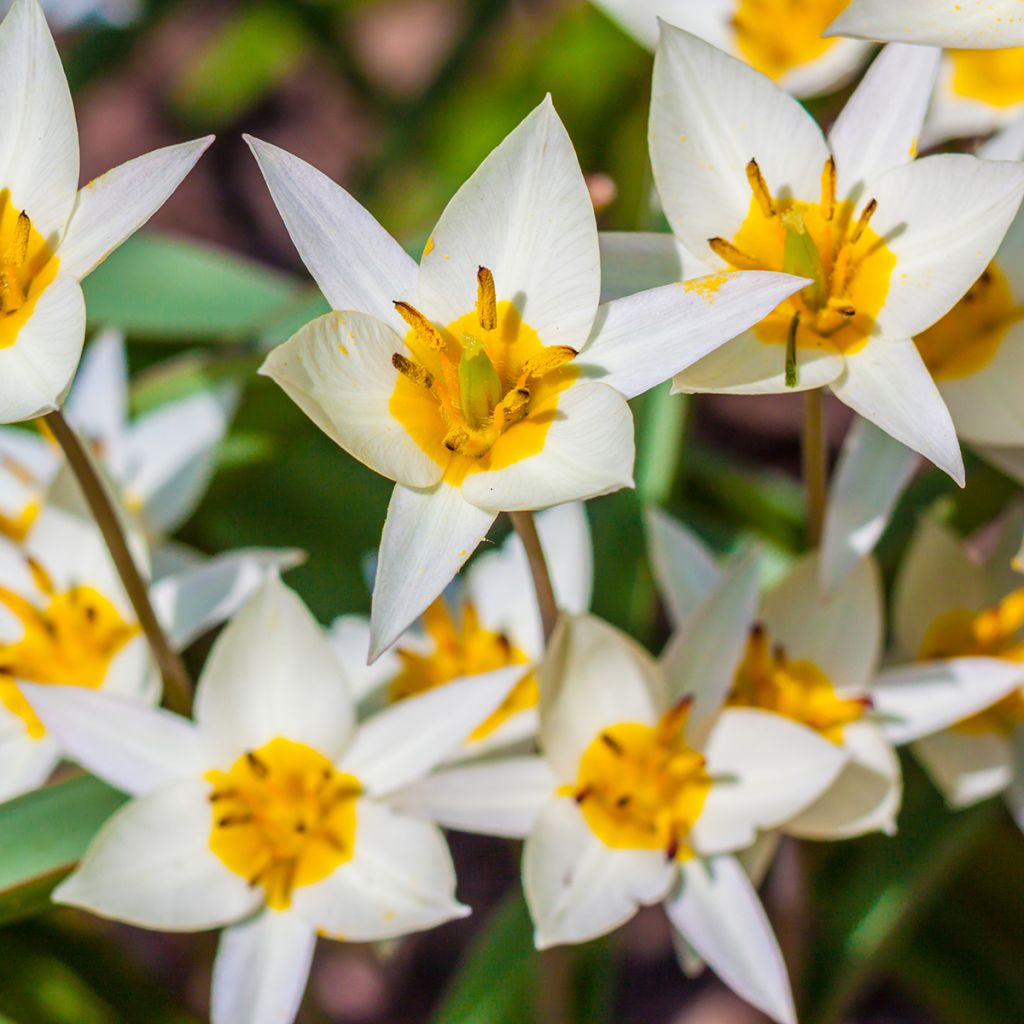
[[0, 563, 139, 739], [732, 0, 852, 82], [0, 192, 60, 350], [563, 701, 711, 858], [728, 624, 869, 744], [919, 588, 1024, 738], [388, 266, 579, 486], [206, 737, 361, 911], [391, 597, 536, 742], [915, 261, 1024, 381], [712, 159, 896, 382], [949, 48, 1024, 109]]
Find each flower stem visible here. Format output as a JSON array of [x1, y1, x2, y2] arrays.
[[802, 388, 827, 548], [42, 409, 193, 715], [508, 510, 559, 643]]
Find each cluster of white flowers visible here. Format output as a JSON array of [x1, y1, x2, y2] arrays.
[[0, 1, 1023, 1022]]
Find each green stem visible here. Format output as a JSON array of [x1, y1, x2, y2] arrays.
[[802, 388, 827, 548]]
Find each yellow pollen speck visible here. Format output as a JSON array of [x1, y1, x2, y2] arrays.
[[206, 737, 360, 911], [683, 274, 729, 303], [423, 236, 436, 257]]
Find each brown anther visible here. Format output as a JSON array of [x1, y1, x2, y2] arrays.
[[217, 813, 254, 828], [821, 158, 836, 222], [600, 732, 624, 756], [208, 788, 238, 803], [393, 301, 446, 351], [615, 794, 632, 809], [665, 834, 680, 862], [476, 266, 497, 332], [709, 237, 762, 271], [574, 784, 594, 805], [746, 159, 776, 219], [245, 751, 269, 778], [522, 345, 577, 380], [849, 198, 878, 245], [392, 352, 434, 389]]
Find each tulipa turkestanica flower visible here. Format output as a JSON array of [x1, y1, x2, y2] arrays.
[[251, 96, 807, 659]]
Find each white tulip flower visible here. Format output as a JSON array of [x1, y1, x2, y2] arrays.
[[331, 502, 592, 757], [24, 573, 521, 1024], [0, 0, 212, 423], [650, 27, 1024, 484], [250, 96, 808, 659], [828, 0, 1024, 48], [395, 557, 848, 1024], [591, 0, 870, 98]]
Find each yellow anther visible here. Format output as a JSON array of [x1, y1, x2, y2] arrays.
[[391, 352, 434, 390], [849, 198, 878, 246], [821, 157, 836, 222], [8, 212, 29, 269], [746, 159, 776, 219], [521, 345, 577, 380], [25, 556, 53, 597], [443, 425, 472, 453], [393, 301, 446, 351], [709, 237, 762, 271], [476, 266, 497, 332], [494, 387, 530, 430]]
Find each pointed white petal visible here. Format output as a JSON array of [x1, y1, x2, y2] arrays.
[[820, 419, 919, 594], [326, 615, 401, 702], [58, 138, 214, 280], [524, 797, 675, 949], [459, 381, 635, 514], [418, 97, 600, 348], [645, 506, 721, 629], [0, 0, 78, 242], [598, 231, 697, 304], [245, 136, 416, 331], [870, 155, 1024, 342], [666, 856, 796, 1024], [260, 311, 442, 490], [828, 0, 1024, 48], [64, 329, 128, 456], [650, 24, 830, 265], [21, 684, 201, 795], [0, 273, 85, 423], [831, 339, 964, 485], [0, 730, 59, 801], [579, 272, 808, 400], [337, 666, 522, 795], [661, 547, 762, 745], [829, 45, 940, 199], [391, 756, 556, 838], [874, 659, 1024, 745], [913, 728, 1015, 808], [369, 482, 496, 660], [195, 574, 354, 765], [54, 778, 261, 930], [211, 910, 316, 1024], [694, 709, 848, 854], [289, 800, 466, 941], [539, 614, 663, 783], [785, 720, 902, 839]]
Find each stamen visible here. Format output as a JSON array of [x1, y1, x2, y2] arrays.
[[709, 236, 762, 271], [8, 212, 29, 269], [245, 751, 269, 778], [521, 346, 577, 380], [746, 159, 776, 219], [25, 556, 53, 596], [493, 388, 530, 431], [849, 199, 878, 246], [393, 301, 446, 351], [391, 353, 434, 389], [476, 266, 497, 332], [217, 813, 254, 828], [820, 158, 836, 222], [600, 732, 624, 755], [443, 425, 472, 453]]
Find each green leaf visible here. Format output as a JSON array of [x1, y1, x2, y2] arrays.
[[0, 776, 126, 927]]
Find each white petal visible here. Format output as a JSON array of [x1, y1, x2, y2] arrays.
[[828, 44, 940, 199], [64, 329, 128, 455], [777, 38, 873, 100], [539, 614, 663, 782], [195, 574, 354, 765], [672, 330, 844, 395], [892, 516, 982, 660], [913, 728, 1015, 808], [870, 155, 1024, 342], [535, 501, 593, 616], [245, 136, 416, 331], [0, 273, 85, 423], [761, 552, 882, 695], [418, 97, 600, 348], [579, 272, 808, 400], [661, 546, 762, 746], [785, 720, 902, 839], [524, 797, 675, 949], [650, 24, 830, 265], [337, 666, 522, 795], [873, 659, 1024, 746], [828, 0, 1024, 48], [260, 311, 442, 490], [289, 799, 466, 941], [459, 381, 635, 514], [666, 856, 795, 1024], [54, 778, 261, 930], [391, 756, 556, 838], [151, 547, 305, 650], [369, 482, 495, 660], [831, 339, 964, 485], [21, 683, 201, 795], [645, 506, 721, 629], [211, 910, 316, 1024], [694, 709, 848, 854], [598, 231, 697, 304], [0, 730, 59, 801], [820, 418, 919, 594], [58, 138, 213, 280], [0, 0, 78, 242], [326, 615, 401, 703]]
